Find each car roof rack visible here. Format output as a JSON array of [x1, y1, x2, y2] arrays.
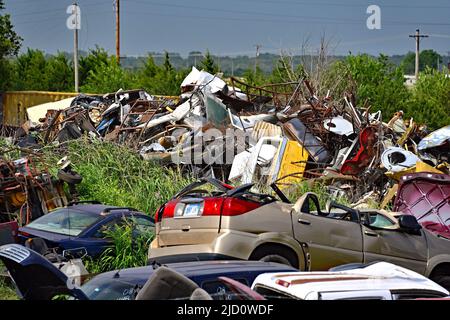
[[101, 207, 138, 215], [68, 200, 102, 206]]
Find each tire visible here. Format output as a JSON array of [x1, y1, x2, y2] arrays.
[[58, 169, 83, 185], [249, 245, 298, 268], [258, 254, 292, 267], [432, 275, 450, 291]]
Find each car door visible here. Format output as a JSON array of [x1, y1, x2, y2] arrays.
[[361, 211, 428, 274], [128, 214, 155, 237], [292, 193, 363, 270], [76, 217, 124, 257]]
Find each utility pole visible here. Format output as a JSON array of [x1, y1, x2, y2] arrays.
[[114, 0, 120, 65], [73, 3, 79, 92], [409, 29, 428, 80], [254, 44, 261, 73]]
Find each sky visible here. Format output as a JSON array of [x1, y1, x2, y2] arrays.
[[4, 0, 450, 57]]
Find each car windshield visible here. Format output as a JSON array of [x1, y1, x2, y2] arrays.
[[81, 277, 141, 300], [26, 208, 101, 236]]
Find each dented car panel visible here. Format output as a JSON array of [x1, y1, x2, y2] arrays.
[[394, 173, 450, 238]]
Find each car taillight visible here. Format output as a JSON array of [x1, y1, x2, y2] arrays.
[[203, 197, 261, 217], [159, 197, 261, 219], [275, 279, 291, 288], [222, 198, 261, 216], [160, 201, 178, 220]]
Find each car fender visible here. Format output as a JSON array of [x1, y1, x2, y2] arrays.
[[248, 232, 306, 270], [426, 254, 450, 277]]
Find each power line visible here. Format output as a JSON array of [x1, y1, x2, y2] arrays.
[[120, 8, 450, 27], [227, 0, 450, 9]]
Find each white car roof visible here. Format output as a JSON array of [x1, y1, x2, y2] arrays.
[[251, 262, 449, 299]]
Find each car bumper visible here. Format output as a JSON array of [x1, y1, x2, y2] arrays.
[[148, 229, 258, 262]]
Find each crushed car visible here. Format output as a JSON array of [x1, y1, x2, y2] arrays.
[[0, 243, 293, 300], [148, 178, 450, 290], [18, 201, 155, 258], [251, 261, 449, 300]]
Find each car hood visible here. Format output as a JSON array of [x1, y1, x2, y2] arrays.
[[394, 173, 450, 238], [19, 227, 72, 242], [0, 244, 89, 300]]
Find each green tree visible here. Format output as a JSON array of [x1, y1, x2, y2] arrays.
[[81, 56, 135, 93], [407, 68, 450, 130], [0, 0, 21, 58], [401, 50, 443, 74], [0, 0, 22, 90], [337, 54, 410, 118], [199, 50, 219, 74], [79, 46, 109, 86], [401, 52, 416, 74], [45, 52, 73, 91], [420, 50, 442, 70], [163, 51, 173, 72], [12, 48, 48, 90], [243, 65, 266, 87], [141, 54, 158, 78]]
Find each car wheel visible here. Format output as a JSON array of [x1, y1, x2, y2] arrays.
[[258, 254, 292, 266], [432, 275, 450, 291], [249, 244, 299, 268]]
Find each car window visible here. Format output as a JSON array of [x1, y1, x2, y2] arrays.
[[131, 216, 155, 235], [201, 279, 248, 300], [92, 218, 125, 239], [364, 212, 396, 228], [81, 278, 141, 300], [319, 290, 393, 300], [253, 285, 298, 300], [392, 291, 448, 300], [26, 208, 101, 236], [301, 196, 321, 216]]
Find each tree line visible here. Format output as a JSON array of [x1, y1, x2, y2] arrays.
[[0, 1, 448, 130]]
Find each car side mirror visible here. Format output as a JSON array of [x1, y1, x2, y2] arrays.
[[398, 215, 422, 235]]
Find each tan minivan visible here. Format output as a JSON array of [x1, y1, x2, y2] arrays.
[[148, 178, 450, 290]]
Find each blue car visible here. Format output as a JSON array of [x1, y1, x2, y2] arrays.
[[18, 201, 155, 258], [0, 243, 297, 300]]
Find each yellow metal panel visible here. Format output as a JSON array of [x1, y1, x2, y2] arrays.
[[276, 141, 309, 188], [2, 91, 78, 126], [2, 91, 180, 126]]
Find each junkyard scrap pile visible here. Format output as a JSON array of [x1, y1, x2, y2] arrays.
[[4, 66, 450, 229], [0, 152, 67, 225]]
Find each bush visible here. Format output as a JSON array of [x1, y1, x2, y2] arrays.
[[335, 54, 411, 118], [407, 68, 450, 130], [80, 57, 136, 94]]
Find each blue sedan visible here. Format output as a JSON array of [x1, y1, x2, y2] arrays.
[[18, 201, 155, 258]]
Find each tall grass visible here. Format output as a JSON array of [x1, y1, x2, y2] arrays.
[[84, 218, 154, 273], [41, 137, 193, 216]]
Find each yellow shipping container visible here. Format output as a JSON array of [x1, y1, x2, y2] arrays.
[[1, 91, 179, 127], [1, 91, 78, 127]]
